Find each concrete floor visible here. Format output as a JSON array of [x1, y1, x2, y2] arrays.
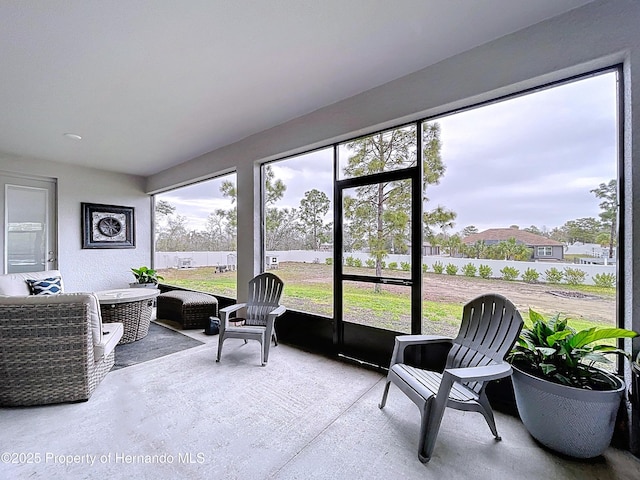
[[1, 321, 640, 480]]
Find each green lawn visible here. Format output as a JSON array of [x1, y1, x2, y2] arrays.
[[159, 263, 613, 334]]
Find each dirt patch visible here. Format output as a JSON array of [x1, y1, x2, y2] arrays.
[[421, 274, 615, 325], [279, 262, 616, 326], [546, 290, 600, 300]]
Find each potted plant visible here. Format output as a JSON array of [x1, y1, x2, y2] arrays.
[[508, 308, 638, 458], [130, 266, 164, 288]]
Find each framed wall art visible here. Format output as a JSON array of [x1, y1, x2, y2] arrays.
[[81, 203, 135, 249]]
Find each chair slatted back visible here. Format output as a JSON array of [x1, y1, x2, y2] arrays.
[[446, 294, 523, 393], [244, 273, 284, 327]]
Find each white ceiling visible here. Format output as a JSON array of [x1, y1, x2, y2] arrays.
[[0, 0, 593, 177]]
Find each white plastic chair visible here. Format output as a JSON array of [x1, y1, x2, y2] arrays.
[[216, 273, 285, 366], [379, 293, 523, 462]]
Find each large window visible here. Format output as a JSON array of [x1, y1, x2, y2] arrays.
[[262, 149, 334, 317], [153, 173, 238, 298], [257, 69, 619, 342], [422, 70, 618, 336]]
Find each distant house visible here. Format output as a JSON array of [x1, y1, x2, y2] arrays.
[[407, 241, 441, 256], [422, 242, 441, 256], [462, 228, 564, 261]]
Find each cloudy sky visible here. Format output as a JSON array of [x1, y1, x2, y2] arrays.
[[158, 70, 618, 234]]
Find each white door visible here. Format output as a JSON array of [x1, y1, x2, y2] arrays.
[[0, 173, 57, 274]]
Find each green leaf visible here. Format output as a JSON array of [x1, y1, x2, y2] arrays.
[[528, 308, 545, 325], [535, 346, 556, 357], [553, 315, 568, 332], [547, 330, 573, 347], [540, 363, 557, 375], [581, 352, 612, 364], [569, 327, 638, 348], [519, 330, 538, 350]]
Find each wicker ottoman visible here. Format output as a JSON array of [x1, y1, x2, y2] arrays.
[[157, 291, 218, 329]]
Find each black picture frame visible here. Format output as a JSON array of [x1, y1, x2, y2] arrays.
[[81, 203, 135, 249]]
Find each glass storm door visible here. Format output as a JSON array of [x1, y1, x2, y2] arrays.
[[334, 125, 423, 362]]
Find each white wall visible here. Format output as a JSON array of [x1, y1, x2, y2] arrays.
[[155, 251, 236, 270], [0, 154, 151, 291]]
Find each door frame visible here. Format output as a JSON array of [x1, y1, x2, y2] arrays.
[[0, 172, 57, 274], [332, 124, 424, 364]]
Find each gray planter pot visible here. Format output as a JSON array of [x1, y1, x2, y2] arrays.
[[512, 365, 625, 458]]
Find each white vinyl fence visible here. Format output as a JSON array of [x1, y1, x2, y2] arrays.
[[155, 250, 616, 286]]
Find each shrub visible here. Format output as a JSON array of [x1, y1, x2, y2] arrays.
[[422, 264, 429, 273], [365, 259, 375, 269], [521, 268, 540, 283], [592, 272, 616, 288], [345, 256, 355, 267], [353, 258, 363, 268], [388, 262, 398, 270], [400, 261, 410, 271], [545, 267, 563, 284], [563, 267, 587, 286], [446, 263, 459, 275], [325, 258, 333, 266], [462, 263, 477, 277], [380, 261, 386, 270], [500, 266, 520, 281], [432, 261, 444, 274], [478, 264, 493, 279]]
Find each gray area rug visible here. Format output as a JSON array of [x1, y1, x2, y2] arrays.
[[112, 322, 204, 369]]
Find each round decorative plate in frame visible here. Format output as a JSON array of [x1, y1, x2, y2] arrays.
[[97, 216, 123, 237], [91, 212, 127, 242]]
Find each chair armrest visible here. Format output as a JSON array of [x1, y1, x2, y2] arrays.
[[268, 305, 286, 319], [395, 334, 452, 347], [219, 303, 246, 322], [219, 303, 246, 315], [390, 335, 453, 366], [443, 363, 512, 383]]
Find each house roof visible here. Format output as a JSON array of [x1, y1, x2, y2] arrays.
[[0, 1, 593, 177], [462, 228, 564, 247]]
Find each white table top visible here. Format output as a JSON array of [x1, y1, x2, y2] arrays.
[[95, 288, 160, 304]]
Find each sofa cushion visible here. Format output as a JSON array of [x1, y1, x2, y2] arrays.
[[0, 270, 64, 296], [26, 277, 63, 295], [0, 275, 31, 296]]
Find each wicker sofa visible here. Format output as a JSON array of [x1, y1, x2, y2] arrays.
[[0, 270, 123, 406]]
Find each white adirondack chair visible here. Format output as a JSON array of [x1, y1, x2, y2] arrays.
[[216, 273, 286, 366]]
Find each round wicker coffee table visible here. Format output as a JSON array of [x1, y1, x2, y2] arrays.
[[96, 288, 160, 344]]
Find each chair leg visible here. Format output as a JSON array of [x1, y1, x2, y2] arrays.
[[262, 336, 271, 366], [418, 397, 435, 463], [419, 378, 453, 463], [477, 393, 501, 440], [379, 379, 392, 409], [216, 336, 225, 362]]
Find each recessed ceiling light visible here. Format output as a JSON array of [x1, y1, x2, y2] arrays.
[[63, 133, 82, 140]]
